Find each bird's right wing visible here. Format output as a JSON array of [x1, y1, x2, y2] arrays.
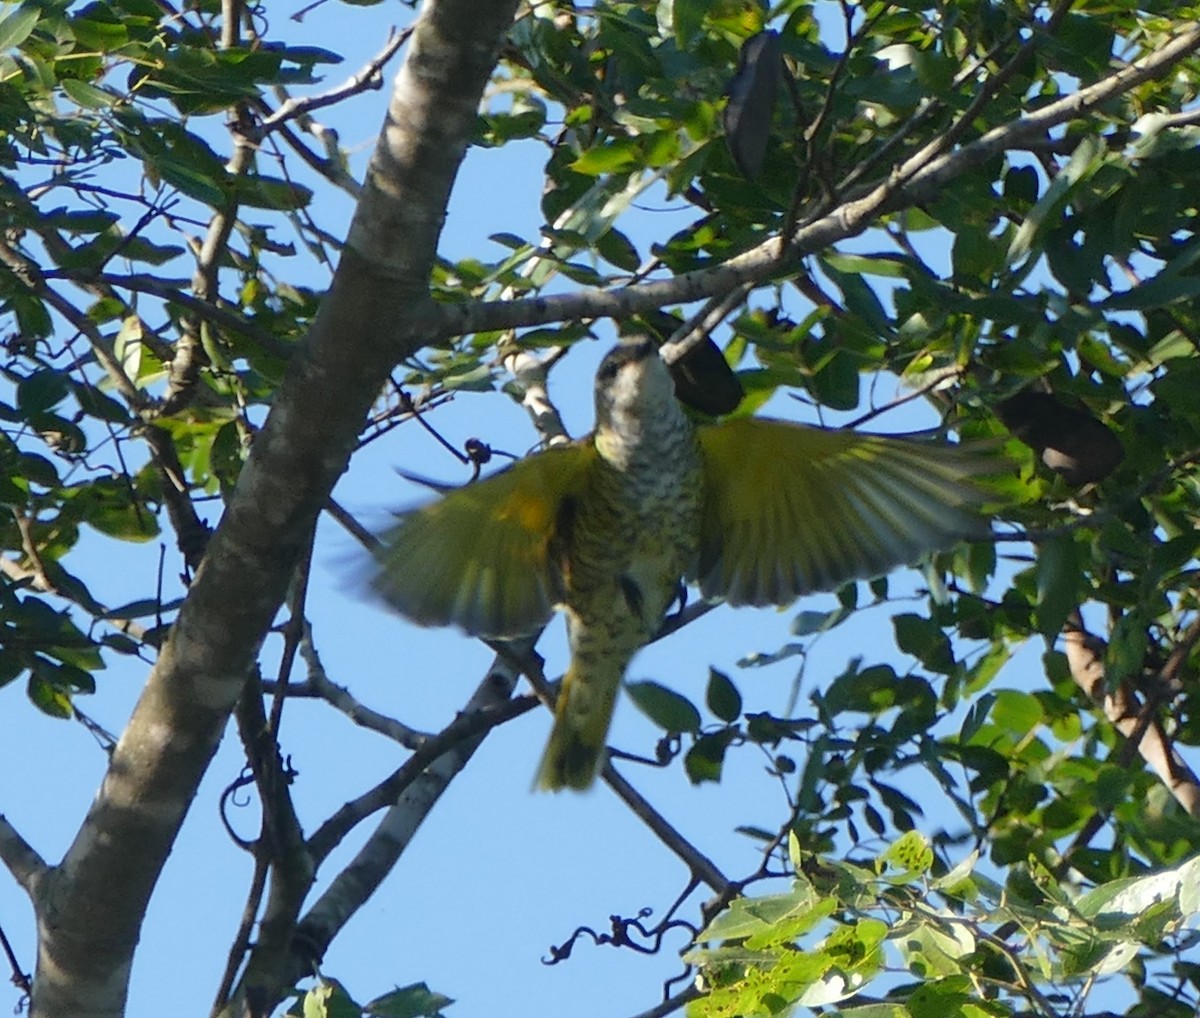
[[693, 418, 1000, 606], [373, 443, 596, 638]]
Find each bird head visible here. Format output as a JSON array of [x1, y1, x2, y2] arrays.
[[593, 338, 674, 431]]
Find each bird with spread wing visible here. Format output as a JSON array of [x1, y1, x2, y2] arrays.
[[374, 338, 998, 791]]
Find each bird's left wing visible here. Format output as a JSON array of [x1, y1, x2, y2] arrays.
[[692, 417, 998, 606], [373, 443, 596, 638]]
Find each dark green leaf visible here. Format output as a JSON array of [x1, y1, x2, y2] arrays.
[[1003, 164, 1039, 204], [236, 176, 313, 211], [1034, 536, 1081, 637], [893, 614, 955, 674], [685, 729, 735, 784], [17, 369, 68, 414], [61, 79, 116, 108], [822, 663, 900, 715], [364, 981, 453, 1018], [705, 667, 742, 722], [151, 156, 227, 206], [626, 680, 701, 734], [723, 30, 781, 181]]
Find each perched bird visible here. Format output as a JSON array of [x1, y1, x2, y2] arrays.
[[374, 338, 996, 791]]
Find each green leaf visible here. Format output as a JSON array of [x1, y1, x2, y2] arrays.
[[791, 606, 849, 636], [595, 227, 641, 272], [69, 479, 160, 542], [151, 156, 227, 206], [685, 729, 735, 784], [694, 884, 822, 943], [102, 597, 185, 620], [822, 663, 900, 715], [806, 345, 860, 410], [1003, 164, 1039, 204], [989, 689, 1044, 738], [705, 667, 741, 722], [296, 979, 360, 1018], [905, 974, 972, 1018], [0, 650, 25, 688], [236, 176, 313, 211], [1102, 274, 1200, 311], [1105, 612, 1145, 685], [663, 0, 706, 48], [959, 692, 997, 743], [364, 981, 453, 1018], [69, 13, 131, 52], [878, 831, 934, 880], [898, 922, 976, 978], [1034, 535, 1081, 637], [722, 30, 781, 181], [61, 79, 116, 108], [571, 140, 641, 176], [1007, 136, 1103, 264], [27, 681, 74, 719], [0, 7, 40, 52], [17, 369, 69, 414], [627, 680, 701, 734], [74, 384, 132, 424], [892, 614, 955, 674]]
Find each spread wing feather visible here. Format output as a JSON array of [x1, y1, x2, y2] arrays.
[[693, 418, 996, 606], [373, 444, 596, 638]]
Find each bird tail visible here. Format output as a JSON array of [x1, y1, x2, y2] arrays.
[[535, 657, 624, 792]]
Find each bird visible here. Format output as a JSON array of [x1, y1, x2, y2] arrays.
[[373, 338, 997, 792]]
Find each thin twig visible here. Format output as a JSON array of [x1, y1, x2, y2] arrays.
[[257, 29, 412, 135], [601, 763, 733, 895], [0, 920, 31, 998], [304, 692, 540, 866], [294, 625, 428, 750]]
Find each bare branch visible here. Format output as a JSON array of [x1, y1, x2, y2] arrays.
[[257, 29, 412, 135], [1062, 610, 1200, 818], [0, 920, 31, 1000], [265, 644, 535, 1002], [0, 815, 48, 896], [297, 625, 428, 750], [504, 348, 572, 447], [601, 764, 733, 896], [304, 684, 538, 867]]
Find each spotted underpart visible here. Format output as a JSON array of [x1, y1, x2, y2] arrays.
[[536, 340, 705, 790]]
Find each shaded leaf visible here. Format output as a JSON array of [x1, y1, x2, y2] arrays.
[[627, 680, 701, 734]]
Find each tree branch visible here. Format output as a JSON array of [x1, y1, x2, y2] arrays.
[[303, 684, 538, 868], [1062, 610, 1200, 818], [28, 0, 523, 1013], [292, 626, 429, 750], [601, 764, 733, 896], [426, 24, 1200, 339], [256, 28, 411, 135], [0, 815, 48, 896], [260, 646, 534, 1007]]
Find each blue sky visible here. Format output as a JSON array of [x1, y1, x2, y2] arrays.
[[0, 2, 1052, 1015]]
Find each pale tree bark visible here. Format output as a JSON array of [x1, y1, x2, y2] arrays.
[[17, 0, 521, 1014], [1063, 609, 1200, 819]]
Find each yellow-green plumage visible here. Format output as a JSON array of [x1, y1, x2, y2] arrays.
[[373, 339, 997, 791]]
